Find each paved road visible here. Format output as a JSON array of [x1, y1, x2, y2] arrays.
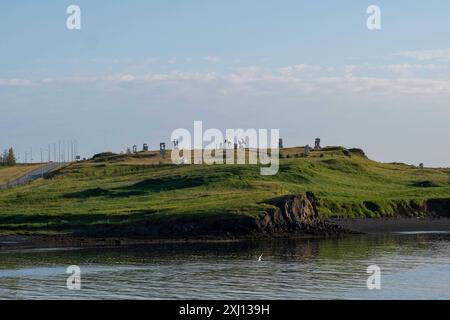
[[0, 162, 66, 189]]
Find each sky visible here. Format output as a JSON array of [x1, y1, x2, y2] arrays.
[[0, 0, 449, 167]]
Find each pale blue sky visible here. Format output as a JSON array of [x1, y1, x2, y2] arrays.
[[1, 1, 449, 166]]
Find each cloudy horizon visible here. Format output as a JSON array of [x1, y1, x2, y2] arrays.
[[1, 1, 449, 167]]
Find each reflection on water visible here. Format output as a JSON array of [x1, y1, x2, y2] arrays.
[[1, 233, 450, 299]]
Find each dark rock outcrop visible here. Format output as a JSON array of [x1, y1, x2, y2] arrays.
[[256, 193, 346, 235]]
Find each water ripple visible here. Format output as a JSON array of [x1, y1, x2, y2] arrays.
[[1, 233, 450, 299]]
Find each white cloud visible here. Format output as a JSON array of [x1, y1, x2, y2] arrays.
[[141, 65, 450, 96], [278, 64, 322, 75], [204, 56, 221, 63], [9, 61, 450, 97], [104, 74, 136, 82], [145, 57, 160, 63], [344, 65, 356, 79], [65, 75, 98, 83], [312, 76, 450, 95], [381, 64, 447, 72], [395, 49, 450, 61], [0, 78, 32, 86], [144, 71, 219, 82], [118, 74, 136, 82]]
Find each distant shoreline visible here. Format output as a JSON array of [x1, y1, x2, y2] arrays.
[[2, 217, 450, 250]]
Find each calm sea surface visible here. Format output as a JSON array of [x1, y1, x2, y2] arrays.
[[1, 233, 450, 299]]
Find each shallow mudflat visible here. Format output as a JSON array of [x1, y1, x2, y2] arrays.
[[2, 217, 450, 250], [328, 217, 450, 233]]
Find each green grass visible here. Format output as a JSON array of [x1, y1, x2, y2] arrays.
[[0, 147, 449, 235]]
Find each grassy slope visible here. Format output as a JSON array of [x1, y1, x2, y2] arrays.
[[0, 165, 42, 185], [0, 147, 448, 234]]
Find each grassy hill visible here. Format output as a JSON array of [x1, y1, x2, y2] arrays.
[[0, 147, 449, 237]]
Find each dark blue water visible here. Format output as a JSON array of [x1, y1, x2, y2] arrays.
[[1, 233, 450, 299]]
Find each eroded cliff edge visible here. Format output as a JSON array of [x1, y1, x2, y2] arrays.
[[255, 193, 345, 235]]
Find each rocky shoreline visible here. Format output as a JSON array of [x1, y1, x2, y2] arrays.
[[2, 216, 450, 250], [1, 193, 450, 249]]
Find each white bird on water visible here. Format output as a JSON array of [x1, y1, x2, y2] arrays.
[[258, 254, 263, 262]]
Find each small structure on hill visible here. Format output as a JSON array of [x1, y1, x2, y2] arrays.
[[173, 139, 179, 150], [314, 138, 321, 150], [132, 145, 137, 153], [279, 138, 283, 149], [160, 143, 166, 157], [237, 138, 246, 149], [222, 139, 232, 149], [304, 145, 310, 156], [143, 143, 149, 152]]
